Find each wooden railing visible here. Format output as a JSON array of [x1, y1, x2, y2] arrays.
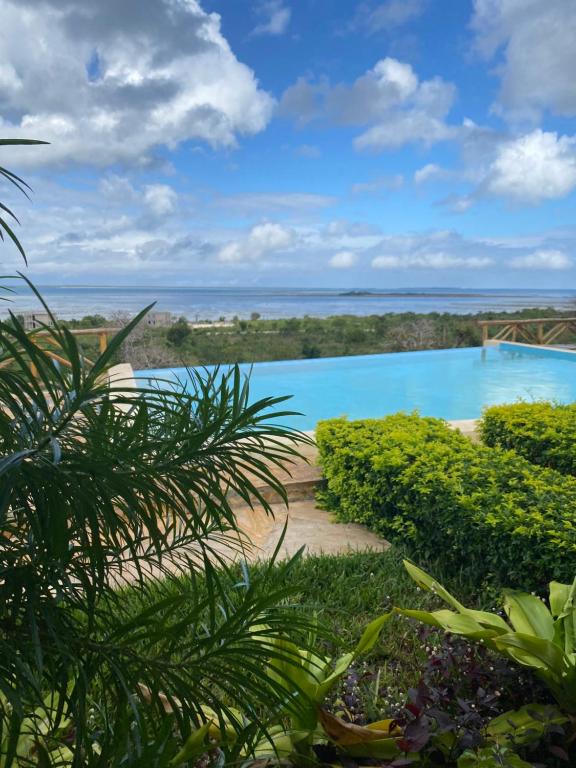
[[479, 318, 576, 346], [0, 327, 120, 376]]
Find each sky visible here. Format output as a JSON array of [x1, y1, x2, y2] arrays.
[[0, 0, 575, 289]]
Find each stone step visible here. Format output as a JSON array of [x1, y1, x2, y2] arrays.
[[228, 475, 324, 507], [228, 443, 324, 506]]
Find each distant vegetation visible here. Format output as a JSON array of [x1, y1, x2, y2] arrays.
[[63, 306, 576, 369]]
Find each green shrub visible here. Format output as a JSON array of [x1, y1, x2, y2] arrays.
[[316, 414, 576, 591], [481, 401, 576, 475], [166, 315, 191, 345]]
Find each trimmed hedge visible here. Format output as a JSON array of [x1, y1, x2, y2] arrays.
[[480, 402, 576, 475], [316, 413, 576, 590]]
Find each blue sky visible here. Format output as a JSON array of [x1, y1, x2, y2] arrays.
[[1, 0, 575, 288]]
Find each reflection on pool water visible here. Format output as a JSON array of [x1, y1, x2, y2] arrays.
[[136, 343, 576, 431]]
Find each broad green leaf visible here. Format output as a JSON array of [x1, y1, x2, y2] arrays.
[[402, 562, 509, 633], [168, 722, 212, 766], [318, 651, 355, 700], [396, 608, 501, 641], [494, 632, 569, 675], [403, 560, 468, 612], [550, 578, 576, 657], [353, 613, 391, 657], [252, 726, 309, 759], [459, 608, 510, 634], [267, 638, 326, 697], [549, 580, 574, 618], [487, 704, 568, 746], [503, 591, 554, 640]]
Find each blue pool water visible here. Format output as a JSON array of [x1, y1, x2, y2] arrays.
[[137, 344, 576, 431]]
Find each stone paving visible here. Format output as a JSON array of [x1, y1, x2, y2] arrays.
[[235, 500, 389, 561]]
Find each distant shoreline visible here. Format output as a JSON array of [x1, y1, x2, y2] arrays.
[[3, 285, 575, 322], [339, 291, 484, 298]]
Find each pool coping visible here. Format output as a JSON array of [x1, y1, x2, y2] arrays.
[[487, 339, 576, 358]]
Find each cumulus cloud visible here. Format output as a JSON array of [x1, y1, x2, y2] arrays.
[[0, 0, 274, 167], [98, 175, 179, 215], [143, 185, 178, 216], [252, 1, 291, 36], [510, 249, 573, 270], [482, 130, 576, 204], [329, 251, 358, 269], [4, 171, 575, 285], [471, 0, 576, 120], [279, 57, 456, 151], [217, 222, 294, 263]]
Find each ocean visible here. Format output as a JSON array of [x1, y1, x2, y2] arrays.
[[2, 285, 576, 320]]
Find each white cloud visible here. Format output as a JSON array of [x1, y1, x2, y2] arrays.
[[98, 175, 178, 215], [4, 172, 575, 285], [279, 57, 456, 151], [510, 249, 573, 270], [294, 144, 321, 158], [252, 1, 291, 36], [214, 192, 335, 214], [217, 222, 294, 263], [351, 175, 404, 194], [99, 174, 139, 202], [354, 0, 428, 33], [355, 111, 454, 151], [483, 130, 576, 203], [472, 0, 576, 120], [143, 185, 178, 216], [371, 252, 493, 269], [414, 163, 445, 184], [442, 195, 474, 214], [0, 0, 274, 167], [329, 251, 358, 269]]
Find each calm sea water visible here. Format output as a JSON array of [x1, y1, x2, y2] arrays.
[[2, 285, 576, 320], [138, 344, 576, 430]]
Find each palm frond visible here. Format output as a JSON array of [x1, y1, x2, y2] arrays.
[[0, 281, 317, 764], [0, 139, 48, 263]]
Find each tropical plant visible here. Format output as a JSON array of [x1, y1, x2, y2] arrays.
[[0, 138, 47, 261], [255, 613, 398, 762], [161, 611, 401, 765], [0, 690, 75, 767], [0, 277, 323, 765], [396, 561, 576, 714]]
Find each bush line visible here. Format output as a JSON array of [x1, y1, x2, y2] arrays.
[[481, 401, 576, 476], [316, 413, 576, 591]]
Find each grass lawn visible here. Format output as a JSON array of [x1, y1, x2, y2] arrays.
[[121, 546, 491, 725], [247, 547, 492, 722]]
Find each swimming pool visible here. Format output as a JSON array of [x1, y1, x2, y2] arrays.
[[137, 343, 576, 431]]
